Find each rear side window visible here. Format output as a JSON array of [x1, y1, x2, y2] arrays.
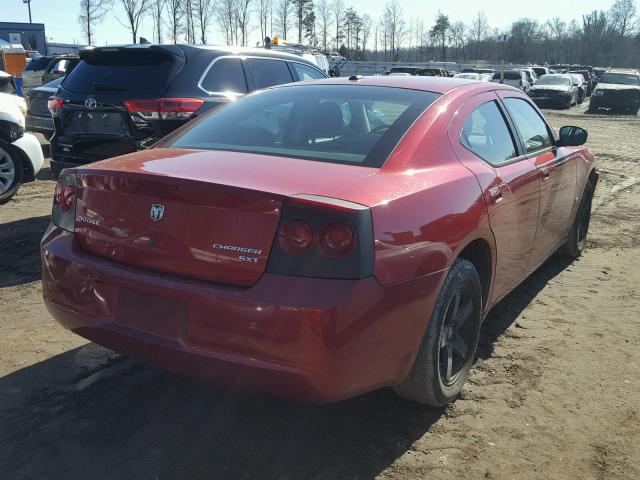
[[24, 57, 52, 71], [166, 85, 440, 168], [290, 62, 325, 81], [200, 58, 247, 93], [247, 58, 294, 89], [461, 101, 518, 166], [62, 50, 174, 94], [503, 98, 553, 154]]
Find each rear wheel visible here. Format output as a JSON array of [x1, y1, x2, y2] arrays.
[[0, 144, 23, 204], [394, 259, 483, 407], [560, 180, 594, 258]]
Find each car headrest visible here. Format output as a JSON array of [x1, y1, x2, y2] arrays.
[[307, 101, 345, 139]]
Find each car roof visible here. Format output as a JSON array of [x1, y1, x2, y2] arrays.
[[82, 43, 313, 63], [606, 68, 639, 75], [276, 75, 514, 95]]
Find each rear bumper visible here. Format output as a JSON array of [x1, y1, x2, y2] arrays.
[[41, 225, 443, 402], [26, 112, 54, 136]]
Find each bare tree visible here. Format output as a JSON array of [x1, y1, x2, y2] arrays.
[[79, 0, 112, 45], [195, 0, 215, 43], [360, 13, 371, 55], [236, 0, 253, 46], [331, 0, 344, 51], [118, 0, 151, 43], [382, 0, 405, 61], [184, 0, 195, 43], [217, 0, 238, 45], [256, 0, 273, 43], [165, 0, 183, 43], [608, 0, 638, 36], [470, 11, 489, 62], [450, 21, 466, 61], [316, 0, 332, 52], [151, 0, 165, 43], [275, 0, 292, 39]]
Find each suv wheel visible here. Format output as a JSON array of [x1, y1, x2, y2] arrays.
[[0, 144, 24, 204]]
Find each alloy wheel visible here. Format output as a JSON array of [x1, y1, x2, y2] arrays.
[[438, 285, 475, 386], [0, 147, 16, 195]]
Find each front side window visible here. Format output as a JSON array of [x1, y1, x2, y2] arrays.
[[461, 101, 518, 166], [247, 58, 294, 89], [200, 58, 247, 93], [166, 85, 440, 168], [503, 98, 553, 154]]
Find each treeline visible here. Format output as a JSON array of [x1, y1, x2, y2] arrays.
[[79, 0, 640, 67]]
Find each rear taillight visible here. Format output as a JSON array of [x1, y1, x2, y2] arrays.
[[52, 172, 77, 232], [267, 195, 374, 280], [124, 98, 204, 120], [48, 96, 64, 116]]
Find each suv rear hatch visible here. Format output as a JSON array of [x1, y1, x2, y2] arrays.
[[53, 46, 187, 161]]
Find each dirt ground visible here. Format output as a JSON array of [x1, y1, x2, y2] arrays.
[[1, 100, 639, 480]]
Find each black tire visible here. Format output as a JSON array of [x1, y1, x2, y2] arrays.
[[560, 180, 594, 258], [0, 143, 24, 205], [394, 259, 483, 407]]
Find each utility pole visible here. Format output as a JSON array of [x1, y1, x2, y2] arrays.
[[23, 0, 33, 23]]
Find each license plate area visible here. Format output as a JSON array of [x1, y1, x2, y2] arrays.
[[67, 111, 130, 135], [116, 288, 189, 339]]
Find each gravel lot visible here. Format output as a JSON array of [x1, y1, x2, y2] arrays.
[[1, 100, 639, 480]]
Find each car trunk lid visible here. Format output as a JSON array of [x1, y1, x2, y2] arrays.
[[73, 148, 377, 286]]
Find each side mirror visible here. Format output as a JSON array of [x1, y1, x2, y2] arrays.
[[558, 126, 588, 147]]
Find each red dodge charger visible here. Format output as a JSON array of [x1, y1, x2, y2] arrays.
[[41, 76, 597, 406]]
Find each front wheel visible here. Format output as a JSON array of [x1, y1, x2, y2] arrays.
[[0, 144, 24, 204], [394, 259, 483, 407], [560, 180, 594, 258]]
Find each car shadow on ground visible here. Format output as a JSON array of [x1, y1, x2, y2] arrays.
[[478, 254, 573, 359], [0, 215, 50, 287], [0, 255, 574, 480]]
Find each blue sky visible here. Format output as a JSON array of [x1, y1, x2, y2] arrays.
[[3, 0, 617, 47]]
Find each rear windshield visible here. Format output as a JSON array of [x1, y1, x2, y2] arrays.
[[493, 71, 521, 80], [62, 50, 175, 93], [601, 73, 640, 86], [24, 57, 52, 71], [167, 85, 440, 168], [537, 76, 570, 86]]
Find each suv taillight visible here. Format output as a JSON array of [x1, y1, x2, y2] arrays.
[[48, 96, 64, 116], [124, 98, 204, 120], [52, 171, 77, 232], [266, 195, 374, 279]]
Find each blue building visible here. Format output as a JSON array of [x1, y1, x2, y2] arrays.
[[0, 22, 47, 55]]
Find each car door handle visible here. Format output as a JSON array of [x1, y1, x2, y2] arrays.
[[541, 167, 551, 180], [489, 183, 508, 204]]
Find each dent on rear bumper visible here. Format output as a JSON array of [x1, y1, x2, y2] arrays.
[[41, 225, 444, 402]]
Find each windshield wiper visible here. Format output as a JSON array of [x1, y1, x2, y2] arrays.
[[92, 82, 127, 92]]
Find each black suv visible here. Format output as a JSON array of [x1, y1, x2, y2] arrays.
[[49, 44, 327, 175], [589, 68, 640, 114]]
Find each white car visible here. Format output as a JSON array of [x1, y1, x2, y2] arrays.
[[0, 91, 44, 204], [454, 72, 483, 81], [491, 70, 530, 92]]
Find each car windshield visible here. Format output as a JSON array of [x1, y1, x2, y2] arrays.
[[601, 73, 640, 86], [166, 85, 440, 168], [0, 75, 16, 94], [537, 76, 571, 86]]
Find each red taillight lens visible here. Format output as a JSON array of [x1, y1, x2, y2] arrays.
[[279, 220, 314, 254], [124, 98, 204, 120], [48, 96, 64, 115], [319, 223, 355, 256], [54, 181, 76, 212]]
